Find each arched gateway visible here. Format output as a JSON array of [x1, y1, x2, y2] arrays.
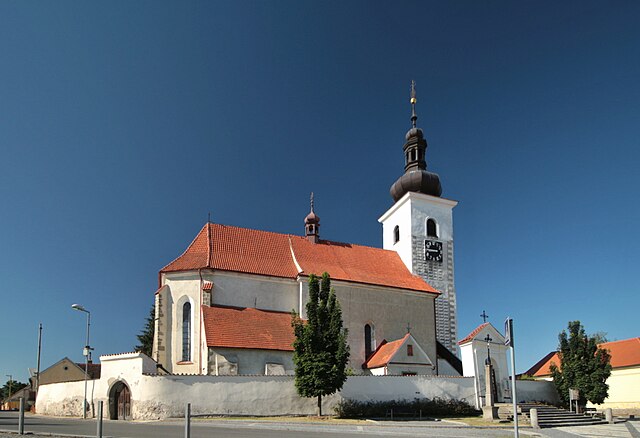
[[108, 381, 131, 420]]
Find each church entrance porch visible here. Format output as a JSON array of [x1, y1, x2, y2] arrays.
[[108, 381, 131, 420]]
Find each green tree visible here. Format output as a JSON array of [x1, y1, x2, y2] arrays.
[[291, 272, 350, 416], [550, 321, 612, 408], [134, 305, 155, 356], [1, 379, 27, 400]]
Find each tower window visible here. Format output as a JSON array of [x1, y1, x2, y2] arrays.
[[182, 301, 191, 362], [427, 218, 437, 238], [407, 344, 414, 356], [393, 225, 400, 244]]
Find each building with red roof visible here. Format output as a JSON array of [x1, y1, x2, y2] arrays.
[[152, 217, 444, 376], [151, 86, 463, 377], [525, 337, 640, 412]]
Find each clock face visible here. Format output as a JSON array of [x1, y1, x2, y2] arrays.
[[425, 240, 443, 263]]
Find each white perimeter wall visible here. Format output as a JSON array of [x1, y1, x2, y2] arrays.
[[515, 380, 559, 405], [36, 354, 560, 419]]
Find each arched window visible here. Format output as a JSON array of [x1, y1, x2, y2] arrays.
[[393, 225, 400, 244], [364, 324, 373, 359], [426, 218, 437, 238], [182, 301, 191, 362]]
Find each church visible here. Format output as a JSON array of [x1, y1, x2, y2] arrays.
[[151, 85, 462, 377]]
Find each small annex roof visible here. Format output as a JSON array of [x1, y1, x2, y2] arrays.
[[363, 334, 410, 369], [202, 305, 296, 352], [161, 223, 437, 294], [525, 337, 640, 377], [457, 323, 490, 345]]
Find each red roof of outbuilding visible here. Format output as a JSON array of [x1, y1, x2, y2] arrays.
[[363, 334, 411, 369], [202, 305, 296, 351], [161, 223, 437, 294], [457, 323, 490, 345], [526, 337, 640, 377]]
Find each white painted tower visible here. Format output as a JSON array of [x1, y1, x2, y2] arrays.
[[379, 82, 459, 353]]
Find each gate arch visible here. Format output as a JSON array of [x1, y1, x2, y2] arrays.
[[108, 380, 131, 420]]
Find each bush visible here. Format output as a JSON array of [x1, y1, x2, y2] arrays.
[[334, 397, 480, 418]]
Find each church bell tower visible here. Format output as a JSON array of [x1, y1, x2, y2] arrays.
[[378, 81, 459, 354]]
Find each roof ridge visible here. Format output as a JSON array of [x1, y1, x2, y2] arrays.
[[205, 303, 294, 316], [600, 337, 640, 347], [160, 223, 209, 272]]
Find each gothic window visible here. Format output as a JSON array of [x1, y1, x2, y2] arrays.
[[426, 218, 437, 238], [364, 324, 374, 359], [393, 225, 400, 244], [182, 301, 191, 362]]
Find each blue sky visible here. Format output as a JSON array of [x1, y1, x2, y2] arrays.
[[1, 1, 639, 382]]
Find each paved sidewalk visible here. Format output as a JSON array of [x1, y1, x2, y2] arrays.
[[537, 421, 640, 438]]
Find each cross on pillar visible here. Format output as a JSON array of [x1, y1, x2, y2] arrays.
[[484, 334, 493, 365], [480, 310, 489, 323]]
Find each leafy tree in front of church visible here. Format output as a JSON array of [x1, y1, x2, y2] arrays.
[[134, 305, 155, 357], [291, 272, 350, 416], [550, 321, 611, 409]]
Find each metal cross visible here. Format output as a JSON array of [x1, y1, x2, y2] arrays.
[[484, 334, 493, 365], [406, 322, 411, 333], [480, 310, 489, 323]]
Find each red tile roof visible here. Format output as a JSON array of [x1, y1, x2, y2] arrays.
[[457, 323, 490, 345], [161, 223, 437, 294], [76, 363, 101, 379], [202, 305, 296, 351], [526, 337, 640, 377], [363, 333, 411, 369]]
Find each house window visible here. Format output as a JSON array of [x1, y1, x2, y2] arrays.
[[364, 324, 373, 359], [426, 218, 437, 238], [407, 344, 414, 356], [393, 225, 400, 244], [182, 301, 191, 362]]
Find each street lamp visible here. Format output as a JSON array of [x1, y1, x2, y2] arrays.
[[71, 304, 91, 419]]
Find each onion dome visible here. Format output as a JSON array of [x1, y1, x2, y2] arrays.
[[389, 81, 442, 202], [304, 192, 320, 243]]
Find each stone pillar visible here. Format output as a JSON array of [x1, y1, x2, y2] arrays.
[[530, 408, 539, 428], [605, 408, 613, 424], [482, 363, 499, 420]]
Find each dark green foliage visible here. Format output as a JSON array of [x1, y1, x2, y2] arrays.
[[135, 305, 155, 357], [1, 379, 28, 400], [334, 398, 480, 418], [550, 321, 612, 408], [291, 273, 350, 415]]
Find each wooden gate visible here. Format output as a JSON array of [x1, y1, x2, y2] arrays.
[[117, 385, 131, 420]]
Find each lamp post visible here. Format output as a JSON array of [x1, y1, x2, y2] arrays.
[[71, 304, 91, 419]]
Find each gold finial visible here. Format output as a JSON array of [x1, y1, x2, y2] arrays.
[[410, 80, 418, 128], [410, 80, 417, 104]]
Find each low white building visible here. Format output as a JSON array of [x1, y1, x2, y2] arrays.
[[458, 323, 511, 406], [525, 337, 640, 413]]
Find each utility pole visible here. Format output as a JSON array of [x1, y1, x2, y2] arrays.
[[36, 323, 43, 393]]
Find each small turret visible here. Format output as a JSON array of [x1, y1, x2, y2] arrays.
[[304, 192, 320, 243]]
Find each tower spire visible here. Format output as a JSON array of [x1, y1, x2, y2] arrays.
[[389, 81, 442, 202], [304, 192, 320, 243], [410, 80, 418, 128]]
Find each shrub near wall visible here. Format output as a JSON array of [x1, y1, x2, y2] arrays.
[[334, 397, 480, 419]]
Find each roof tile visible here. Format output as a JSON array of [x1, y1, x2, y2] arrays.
[[203, 305, 295, 351], [161, 223, 437, 294], [526, 337, 640, 376]]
